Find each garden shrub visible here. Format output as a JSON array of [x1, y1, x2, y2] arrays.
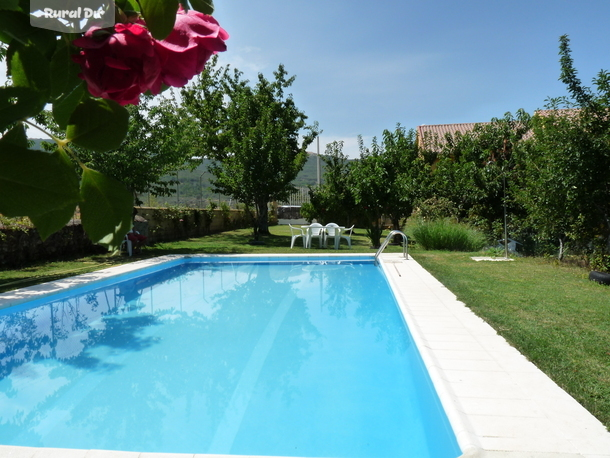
[[299, 202, 316, 223], [413, 197, 458, 221], [219, 201, 232, 229], [588, 249, 610, 273], [412, 219, 487, 251]]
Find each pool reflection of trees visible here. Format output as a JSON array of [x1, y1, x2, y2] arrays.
[[84, 263, 317, 452], [0, 262, 319, 451], [305, 262, 410, 355], [0, 265, 190, 380], [0, 261, 414, 453]]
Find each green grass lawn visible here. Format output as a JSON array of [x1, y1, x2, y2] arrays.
[[1, 226, 608, 429], [412, 251, 610, 430], [0, 225, 399, 293]]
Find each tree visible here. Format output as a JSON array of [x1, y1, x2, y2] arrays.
[[380, 126, 430, 234], [306, 141, 356, 226], [181, 60, 318, 237], [348, 137, 386, 247], [516, 111, 588, 258], [518, 35, 610, 260], [80, 95, 201, 204], [428, 111, 531, 240], [350, 126, 427, 248], [38, 94, 200, 205]]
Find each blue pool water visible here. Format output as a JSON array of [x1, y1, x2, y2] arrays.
[[0, 257, 461, 458]]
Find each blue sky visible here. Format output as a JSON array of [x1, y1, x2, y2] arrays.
[[213, 0, 610, 157], [5, 1, 610, 157]]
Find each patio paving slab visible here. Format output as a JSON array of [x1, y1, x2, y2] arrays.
[[381, 253, 610, 458]]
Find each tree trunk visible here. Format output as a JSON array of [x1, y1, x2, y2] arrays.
[[256, 200, 270, 236], [391, 216, 402, 244], [367, 220, 383, 249], [593, 202, 610, 252]]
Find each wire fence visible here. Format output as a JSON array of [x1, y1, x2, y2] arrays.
[[139, 187, 311, 209]]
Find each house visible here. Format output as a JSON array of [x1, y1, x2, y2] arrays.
[[416, 122, 489, 152], [416, 109, 579, 153]]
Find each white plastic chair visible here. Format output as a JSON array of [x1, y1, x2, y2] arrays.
[[120, 233, 133, 256], [324, 223, 341, 249], [306, 223, 325, 248], [289, 224, 306, 248], [340, 225, 354, 248]]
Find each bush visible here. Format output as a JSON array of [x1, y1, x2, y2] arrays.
[[589, 250, 610, 273], [412, 219, 487, 251], [299, 202, 316, 223], [413, 196, 458, 221]]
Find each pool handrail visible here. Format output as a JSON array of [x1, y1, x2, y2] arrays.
[[375, 230, 408, 264]]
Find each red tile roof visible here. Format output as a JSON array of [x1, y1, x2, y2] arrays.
[[416, 122, 489, 150], [416, 110, 580, 151]]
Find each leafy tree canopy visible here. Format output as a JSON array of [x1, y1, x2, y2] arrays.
[[40, 95, 202, 204], [350, 125, 427, 247], [305, 141, 355, 227], [518, 35, 610, 258], [180, 58, 319, 237], [428, 110, 531, 238]]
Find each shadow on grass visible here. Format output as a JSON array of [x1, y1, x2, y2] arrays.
[[0, 226, 381, 294], [0, 256, 130, 294], [143, 230, 314, 256]]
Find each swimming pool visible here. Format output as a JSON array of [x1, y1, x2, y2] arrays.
[[0, 255, 462, 458]]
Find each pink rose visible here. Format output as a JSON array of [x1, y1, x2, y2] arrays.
[[154, 8, 229, 88], [73, 23, 162, 106]]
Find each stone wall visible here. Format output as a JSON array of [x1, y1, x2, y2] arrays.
[[0, 207, 249, 268], [134, 206, 250, 244], [0, 221, 106, 268]]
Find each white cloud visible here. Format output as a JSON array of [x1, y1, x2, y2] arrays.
[[314, 134, 374, 159], [217, 46, 270, 81]]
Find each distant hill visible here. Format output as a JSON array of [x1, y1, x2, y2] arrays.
[[159, 153, 325, 207], [294, 153, 324, 187], [28, 139, 327, 207], [30, 138, 53, 150]]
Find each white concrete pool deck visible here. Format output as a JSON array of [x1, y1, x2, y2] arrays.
[[381, 253, 610, 458], [0, 253, 609, 458]]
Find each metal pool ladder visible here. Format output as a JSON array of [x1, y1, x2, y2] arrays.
[[374, 230, 409, 264]]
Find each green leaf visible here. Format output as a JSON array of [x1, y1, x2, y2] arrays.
[[0, 86, 47, 131], [66, 98, 129, 152], [188, 0, 214, 14], [1, 123, 28, 148], [50, 39, 82, 100], [116, 0, 140, 11], [10, 43, 51, 94], [80, 167, 134, 250], [53, 82, 85, 130], [29, 202, 77, 240], [115, 0, 141, 22], [0, 0, 20, 11], [0, 144, 81, 217], [0, 11, 56, 55], [0, 125, 77, 241], [0, 10, 30, 43], [140, 0, 179, 39]]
